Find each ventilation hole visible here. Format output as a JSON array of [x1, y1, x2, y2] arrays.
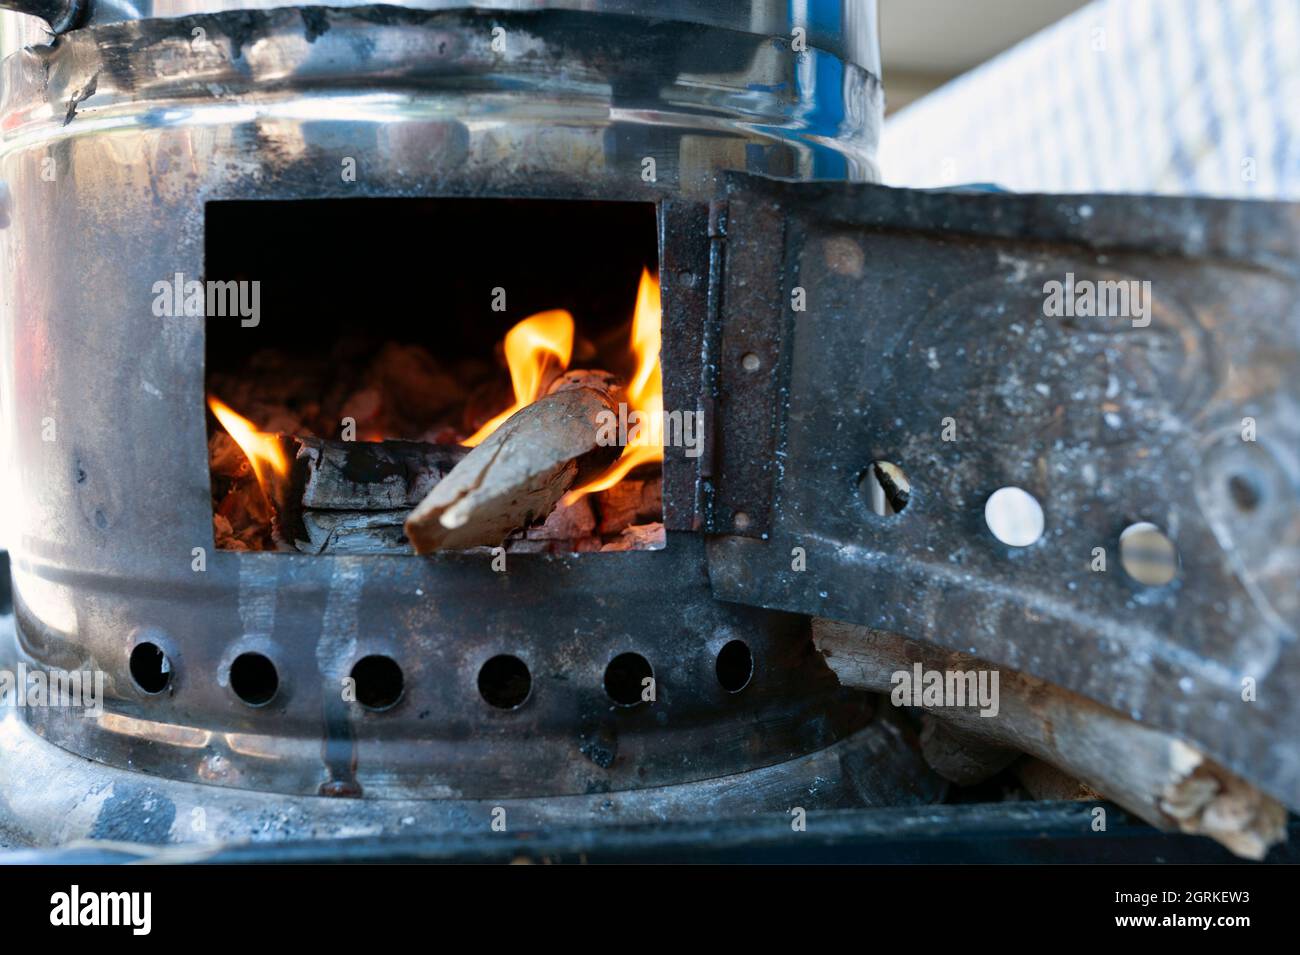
[[716, 639, 754, 693], [1227, 474, 1261, 513], [129, 642, 171, 695], [863, 460, 910, 516], [478, 654, 531, 709], [229, 652, 279, 706], [351, 655, 404, 711], [604, 652, 653, 706], [1119, 522, 1179, 586], [984, 486, 1044, 546]]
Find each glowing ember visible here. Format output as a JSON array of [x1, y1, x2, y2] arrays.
[[207, 396, 290, 493], [207, 269, 661, 551], [462, 309, 576, 447]]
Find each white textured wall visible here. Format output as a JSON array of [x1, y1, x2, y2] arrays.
[[882, 0, 1300, 198]]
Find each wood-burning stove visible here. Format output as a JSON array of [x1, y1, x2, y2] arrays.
[[0, 1, 1296, 859], [0, 1, 922, 846]]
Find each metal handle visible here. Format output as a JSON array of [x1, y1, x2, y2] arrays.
[[0, 0, 88, 33]]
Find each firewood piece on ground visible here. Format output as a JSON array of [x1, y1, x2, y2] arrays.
[[404, 385, 620, 553], [919, 715, 1018, 786], [812, 618, 1288, 860], [288, 436, 469, 510], [1015, 758, 1101, 802]]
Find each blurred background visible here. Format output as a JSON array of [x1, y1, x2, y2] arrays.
[[879, 0, 1299, 197], [880, 0, 1089, 112]]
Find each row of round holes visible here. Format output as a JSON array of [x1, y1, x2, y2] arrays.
[[738, 350, 1203, 587], [128, 640, 756, 710], [862, 460, 1187, 587]]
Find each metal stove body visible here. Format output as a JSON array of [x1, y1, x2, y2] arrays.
[[0, 1, 919, 845], [1, 0, 1298, 854]]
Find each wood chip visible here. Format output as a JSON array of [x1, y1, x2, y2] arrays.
[[599, 522, 666, 552], [526, 495, 597, 541]]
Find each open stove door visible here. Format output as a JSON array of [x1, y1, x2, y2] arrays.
[[698, 172, 1300, 806]]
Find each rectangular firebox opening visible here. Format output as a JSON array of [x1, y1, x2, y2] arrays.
[[204, 197, 663, 556]]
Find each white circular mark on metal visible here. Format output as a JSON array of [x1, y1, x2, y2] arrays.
[[984, 487, 1044, 547]]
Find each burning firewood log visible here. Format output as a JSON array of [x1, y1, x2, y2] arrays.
[[403, 375, 621, 552], [1015, 759, 1102, 802], [917, 715, 1017, 786]]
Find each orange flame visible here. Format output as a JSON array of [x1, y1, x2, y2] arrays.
[[462, 309, 575, 447], [564, 268, 663, 503], [207, 396, 290, 492]]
